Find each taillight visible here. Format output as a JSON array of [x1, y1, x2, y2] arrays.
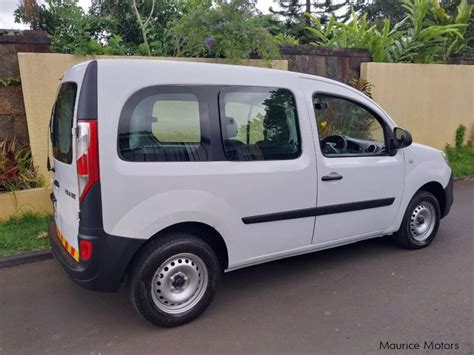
[[79, 240, 93, 261], [76, 120, 99, 202]]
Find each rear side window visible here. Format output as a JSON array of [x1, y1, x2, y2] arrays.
[[220, 87, 301, 161], [52, 82, 77, 164], [118, 87, 210, 162]]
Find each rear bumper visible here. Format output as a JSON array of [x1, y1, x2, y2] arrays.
[[48, 220, 144, 292], [441, 172, 454, 218]]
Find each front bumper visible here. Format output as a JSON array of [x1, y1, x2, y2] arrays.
[[48, 220, 144, 292], [441, 172, 454, 218]]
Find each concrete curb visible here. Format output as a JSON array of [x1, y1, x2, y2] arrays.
[[0, 249, 52, 269], [454, 175, 474, 182]]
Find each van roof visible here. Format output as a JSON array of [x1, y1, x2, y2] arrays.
[[65, 59, 384, 116], [67, 58, 344, 87]]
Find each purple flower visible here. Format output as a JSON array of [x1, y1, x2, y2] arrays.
[[205, 36, 215, 49]]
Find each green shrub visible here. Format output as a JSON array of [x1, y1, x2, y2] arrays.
[[445, 124, 474, 177], [0, 76, 21, 87], [455, 124, 466, 149]]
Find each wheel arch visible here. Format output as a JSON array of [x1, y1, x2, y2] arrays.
[[125, 221, 229, 280], [416, 181, 446, 216]]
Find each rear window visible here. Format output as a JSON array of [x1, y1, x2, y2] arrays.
[[219, 87, 301, 161], [118, 87, 210, 162], [52, 82, 77, 164]]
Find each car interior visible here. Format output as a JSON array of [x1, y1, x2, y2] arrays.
[[314, 96, 386, 156]]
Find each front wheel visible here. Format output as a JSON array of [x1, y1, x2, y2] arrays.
[[128, 233, 220, 327], [394, 191, 441, 249]]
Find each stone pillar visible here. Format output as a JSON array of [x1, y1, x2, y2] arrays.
[[448, 53, 474, 65], [0, 29, 50, 78], [0, 29, 50, 146], [280, 45, 371, 84]]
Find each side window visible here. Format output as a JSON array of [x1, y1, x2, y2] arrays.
[[220, 87, 301, 161], [118, 88, 209, 162], [313, 94, 387, 157], [52, 82, 77, 164]]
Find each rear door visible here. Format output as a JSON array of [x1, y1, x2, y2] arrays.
[[51, 82, 80, 260]]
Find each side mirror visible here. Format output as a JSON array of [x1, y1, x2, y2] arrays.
[[314, 98, 328, 110], [393, 127, 412, 149]]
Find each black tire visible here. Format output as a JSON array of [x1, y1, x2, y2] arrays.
[[128, 232, 220, 327], [394, 191, 441, 249]]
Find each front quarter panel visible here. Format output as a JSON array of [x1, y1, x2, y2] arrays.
[[392, 143, 451, 231]]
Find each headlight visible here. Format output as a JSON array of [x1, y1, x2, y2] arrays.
[[441, 151, 449, 165]]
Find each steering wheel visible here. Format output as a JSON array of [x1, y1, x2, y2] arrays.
[[320, 135, 347, 155]]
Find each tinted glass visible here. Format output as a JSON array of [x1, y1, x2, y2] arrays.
[[119, 88, 209, 162], [313, 95, 386, 157], [52, 82, 77, 164], [220, 87, 301, 161]]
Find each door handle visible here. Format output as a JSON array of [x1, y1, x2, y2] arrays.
[[321, 173, 343, 181], [54, 179, 60, 188]]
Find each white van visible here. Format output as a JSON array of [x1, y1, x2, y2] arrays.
[[49, 60, 453, 327]]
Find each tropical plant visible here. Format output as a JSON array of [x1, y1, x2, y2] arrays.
[[431, 0, 473, 54], [0, 139, 44, 192], [305, 0, 472, 63], [274, 33, 300, 45], [391, 0, 471, 62], [350, 78, 374, 98], [305, 10, 404, 62]]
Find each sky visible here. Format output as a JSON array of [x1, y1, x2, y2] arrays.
[[0, 0, 279, 30]]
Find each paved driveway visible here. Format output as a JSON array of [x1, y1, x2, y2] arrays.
[[0, 181, 473, 355]]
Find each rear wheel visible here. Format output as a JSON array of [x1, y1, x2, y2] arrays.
[[394, 191, 440, 249], [128, 233, 220, 327]]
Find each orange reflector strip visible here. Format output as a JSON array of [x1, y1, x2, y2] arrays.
[[56, 227, 80, 262]]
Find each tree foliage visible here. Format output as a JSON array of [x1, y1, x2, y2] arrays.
[[269, 1, 312, 42], [89, 0, 183, 55], [15, 0, 280, 61], [355, 0, 406, 28], [15, 0, 121, 54], [14, 0, 473, 63], [169, 0, 280, 61]]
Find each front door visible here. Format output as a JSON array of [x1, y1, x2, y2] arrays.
[[302, 79, 404, 244]]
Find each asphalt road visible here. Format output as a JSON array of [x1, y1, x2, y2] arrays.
[[1, 181, 473, 355]]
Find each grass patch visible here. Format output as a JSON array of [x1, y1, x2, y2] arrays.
[[0, 213, 51, 257], [446, 146, 474, 177], [445, 125, 474, 178]]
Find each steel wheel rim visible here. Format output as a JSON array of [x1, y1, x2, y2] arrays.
[[151, 253, 208, 315], [409, 201, 436, 242]]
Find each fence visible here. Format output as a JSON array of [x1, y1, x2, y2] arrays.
[[361, 63, 473, 150], [280, 45, 370, 84]]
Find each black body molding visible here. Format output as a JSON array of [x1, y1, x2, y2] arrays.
[[242, 198, 395, 224]]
